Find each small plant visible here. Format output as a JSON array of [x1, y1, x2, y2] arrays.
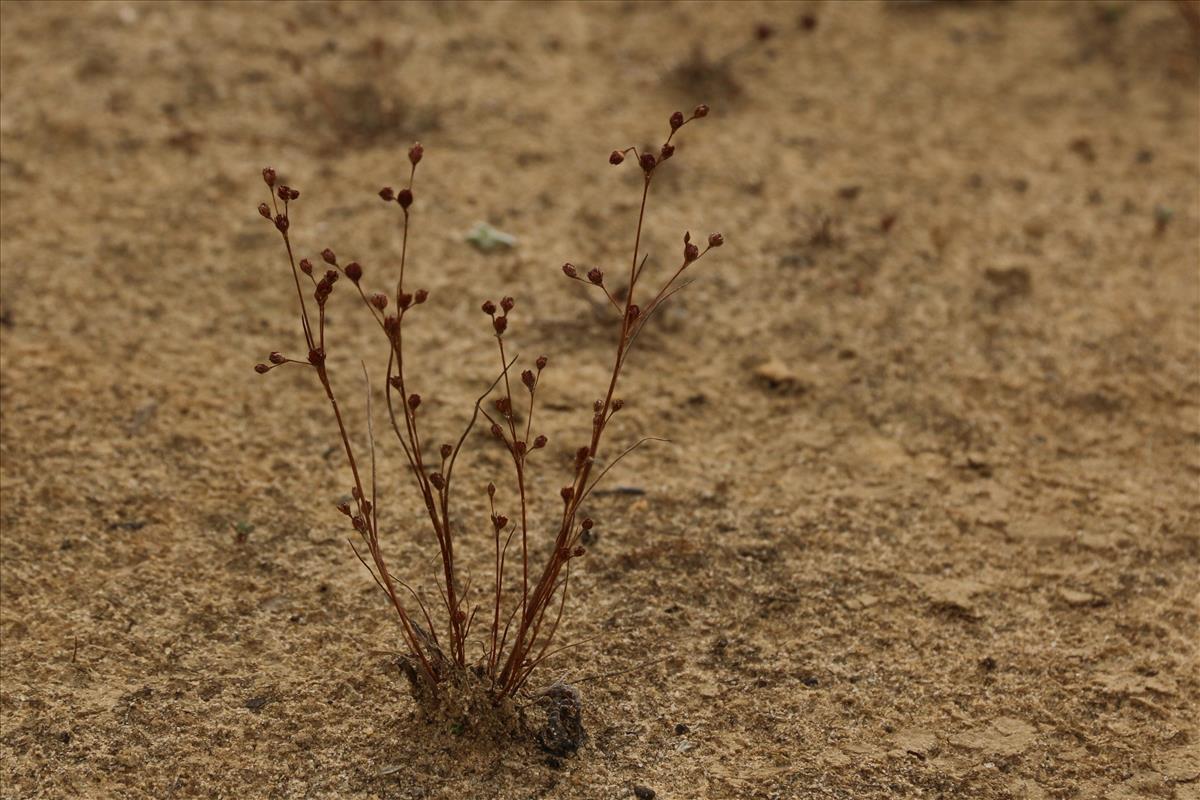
[[253, 106, 722, 736]]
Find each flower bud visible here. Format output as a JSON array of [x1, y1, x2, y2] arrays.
[[536, 355, 548, 370], [258, 203, 271, 219], [670, 111, 684, 130], [398, 292, 412, 309], [487, 482, 496, 497], [684, 242, 700, 263], [639, 152, 657, 172], [660, 143, 675, 161], [491, 423, 503, 438], [581, 517, 594, 530], [570, 545, 586, 558], [562, 263, 578, 278], [612, 398, 625, 411], [344, 262, 363, 282], [414, 289, 428, 304], [321, 248, 337, 266], [482, 300, 497, 315], [262, 167, 276, 187], [336, 501, 351, 515], [407, 393, 421, 410], [269, 352, 286, 365], [493, 316, 508, 335], [308, 347, 325, 366], [429, 472, 445, 490], [299, 258, 313, 276], [408, 142, 423, 165], [397, 188, 413, 209], [521, 369, 535, 390], [254, 363, 269, 374], [440, 443, 453, 459], [587, 268, 603, 285], [708, 232, 724, 248], [561, 486, 574, 502], [370, 293, 388, 310], [533, 434, 548, 449], [627, 304, 640, 321], [274, 215, 289, 233], [609, 150, 625, 165], [379, 187, 395, 202], [514, 440, 527, 456], [500, 296, 514, 312], [693, 103, 709, 118], [494, 514, 509, 529]]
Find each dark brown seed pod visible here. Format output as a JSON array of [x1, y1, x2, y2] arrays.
[[397, 188, 413, 209], [262, 167, 276, 187], [609, 150, 625, 165], [670, 111, 684, 130], [344, 262, 363, 282], [708, 232, 724, 247], [321, 248, 337, 265], [379, 187, 395, 201]]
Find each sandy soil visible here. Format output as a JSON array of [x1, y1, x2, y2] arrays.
[[2, 1, 1198, 798]]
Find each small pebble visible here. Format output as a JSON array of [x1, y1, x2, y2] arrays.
[[634, 786, 656, 800]]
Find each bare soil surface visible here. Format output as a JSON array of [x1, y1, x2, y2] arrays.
[[2, 2, 1198, 798]]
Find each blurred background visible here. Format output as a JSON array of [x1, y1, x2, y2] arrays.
[[1, 2, 1197, 798]]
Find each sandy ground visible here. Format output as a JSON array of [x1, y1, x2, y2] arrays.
[[2, 1, 1198, 798]]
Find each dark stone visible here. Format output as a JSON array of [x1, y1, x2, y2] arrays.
[[634, 786, 656, 800], [534, 683, 586, 756]]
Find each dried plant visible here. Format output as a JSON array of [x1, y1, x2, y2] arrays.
[[253, 107, 722, 723]]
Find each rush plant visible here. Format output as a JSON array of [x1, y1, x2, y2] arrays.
[[254, 106, 722, 714]]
